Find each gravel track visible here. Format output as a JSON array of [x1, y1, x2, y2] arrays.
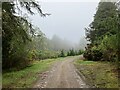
[[33, 56, 89, 88]]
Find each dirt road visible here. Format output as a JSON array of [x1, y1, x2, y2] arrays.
[[33, 56, 89, 88]]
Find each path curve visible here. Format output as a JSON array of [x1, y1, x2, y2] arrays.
[[33, 55, 89, 88]]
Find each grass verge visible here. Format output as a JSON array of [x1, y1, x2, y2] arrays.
[[74, 59, 118, 88], [3, 59, 58, 88]]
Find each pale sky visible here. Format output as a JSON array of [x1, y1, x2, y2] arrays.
[[29, 1, 99, 44]]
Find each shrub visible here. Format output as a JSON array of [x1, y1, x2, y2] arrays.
[[84, 46, 103, 61], [59, 50, 66, 57]]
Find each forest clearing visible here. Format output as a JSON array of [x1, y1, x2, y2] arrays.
[[3, 55, 118, 88], [1, 0, 120, 89]]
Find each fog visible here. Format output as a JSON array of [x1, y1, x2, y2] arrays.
[[29, 2, 99, 50]]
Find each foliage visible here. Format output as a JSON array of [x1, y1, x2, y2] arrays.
[[2, 3, 31, 69], [37, 50, 59, 59], [84, 1, 119, 63], [69, 49, 75, 56], [67, 49, 84, 56], [59, 50, 66, 57], [2, 1, 47, 70], [83, 47, 103, 61], [78, 50, 84, 55]]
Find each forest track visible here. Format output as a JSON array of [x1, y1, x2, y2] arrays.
[[33, 55, 89, 88]]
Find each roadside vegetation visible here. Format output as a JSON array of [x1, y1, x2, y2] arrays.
[[84, 2, 119, 65], [2, 0, 120, 88], [74, 1, 120, 88], [74, 59, 118, 88], [3, 58, 57, 88]]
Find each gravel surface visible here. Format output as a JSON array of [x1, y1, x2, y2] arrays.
[[33, 56, 89, 88]]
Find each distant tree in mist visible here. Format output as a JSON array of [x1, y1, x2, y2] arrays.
[[50, 35, 75, 51], [59, 50, 65, 57]]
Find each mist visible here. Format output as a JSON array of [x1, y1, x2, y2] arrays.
[[29, 2, 99, 50]]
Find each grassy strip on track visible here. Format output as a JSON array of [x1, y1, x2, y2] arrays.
[[74, 59, 118, 88], [2, 58, 60, 88]]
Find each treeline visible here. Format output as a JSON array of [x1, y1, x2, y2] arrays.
[[2, 2, 59, 70], [2, 1, 83, 70], [84, 1, 119, 64], [59, 49, 84, 57], [2, 2, 48, 69], [2, 2, 58, 69]]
